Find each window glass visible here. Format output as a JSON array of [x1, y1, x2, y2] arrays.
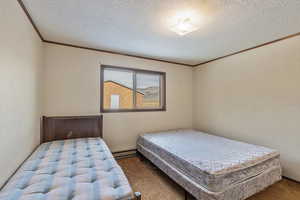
[[103, 69, 134, 109], [136, 73, 161, 108], [101, 66, 165, 112]]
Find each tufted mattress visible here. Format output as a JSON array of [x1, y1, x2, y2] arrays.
[[0, 138, 134, 200], [137, 129, 282, 200]]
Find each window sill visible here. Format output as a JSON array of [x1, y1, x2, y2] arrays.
[[101, 108, 166, 113]]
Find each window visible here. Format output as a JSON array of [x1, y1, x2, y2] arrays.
[[101, 65, 166, 112]]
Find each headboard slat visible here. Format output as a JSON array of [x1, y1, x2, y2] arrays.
[[41, 115, 103, 143]]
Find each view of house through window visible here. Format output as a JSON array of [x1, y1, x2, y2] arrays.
[[101, 66, 166, 112]]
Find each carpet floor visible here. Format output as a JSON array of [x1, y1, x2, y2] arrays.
[[118, 156, 300, 200]]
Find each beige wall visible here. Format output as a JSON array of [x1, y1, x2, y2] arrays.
[[3, 0, 299, 185], [0, 0, 44, 187], [43, 43, 193, 152], [193, 36, 300, 181]]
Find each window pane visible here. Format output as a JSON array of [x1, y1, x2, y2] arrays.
[[103, 68, 134, 109], [136, 73, 161, 108]]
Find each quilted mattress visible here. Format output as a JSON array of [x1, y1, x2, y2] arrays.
[[137, 129, 281, 194], [0, 138, 134, 200]]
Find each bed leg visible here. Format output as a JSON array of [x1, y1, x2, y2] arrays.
[[136, 151, 145, 162], [185, 191, 196, 200], [134, 192, 141, 200]]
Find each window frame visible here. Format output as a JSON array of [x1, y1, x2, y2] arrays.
[[100, 65, 166, 113]]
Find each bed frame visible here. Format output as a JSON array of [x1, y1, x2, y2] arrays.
[[41, 115, 141, 200]]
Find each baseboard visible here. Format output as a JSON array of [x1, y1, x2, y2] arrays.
[[113, 148, 137, 160], [283, 176, 300, 184], [112, 148, 137, 154], [115, 153, 137, 160]]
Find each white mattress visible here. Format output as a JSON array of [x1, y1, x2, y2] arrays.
[[137, 129, 281, 193], [0, 138, 133, 200]]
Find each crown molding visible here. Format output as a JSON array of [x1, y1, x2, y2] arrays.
[[43, 40, 194, 67], [194, 31, 300, 67], [17, 0, 44, 41], [17, 0, 300, 68], [16, 0, 194, 67]]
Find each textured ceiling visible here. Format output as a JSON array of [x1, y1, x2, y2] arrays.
[[22, 0, 300, 65]]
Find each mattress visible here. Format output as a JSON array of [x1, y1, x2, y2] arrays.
[[0, 138, 134, 200], [137, 129, 281, 193]]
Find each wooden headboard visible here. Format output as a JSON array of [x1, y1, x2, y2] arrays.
[[41, 115, 103, 143]]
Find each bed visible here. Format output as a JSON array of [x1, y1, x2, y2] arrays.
[[0, 115, 141, 200], [137, 129, 281, 200]]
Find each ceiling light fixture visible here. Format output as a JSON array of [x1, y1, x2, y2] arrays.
[[170, 17, 199, 36]]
